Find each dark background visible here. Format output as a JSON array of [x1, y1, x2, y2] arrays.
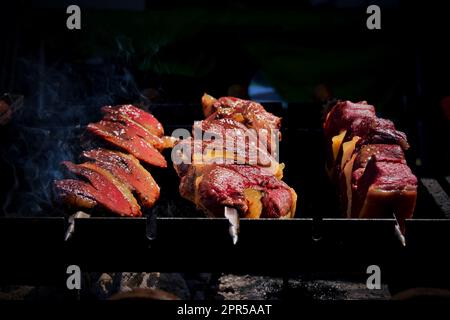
[[1, 0, 449, 217]]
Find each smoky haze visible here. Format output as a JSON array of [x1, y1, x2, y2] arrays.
[[0, 50, 149, 217]]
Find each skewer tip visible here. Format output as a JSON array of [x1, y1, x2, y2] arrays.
[[224, 207, 240, 245]]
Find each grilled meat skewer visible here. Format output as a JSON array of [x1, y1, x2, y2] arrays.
[[175, 94, 297, 219], [324, 100, 417, 227], [55, 105, 167, 217]]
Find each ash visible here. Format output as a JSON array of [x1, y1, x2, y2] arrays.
[[0, 273, 390, 300], [217, 273, 390, 300]]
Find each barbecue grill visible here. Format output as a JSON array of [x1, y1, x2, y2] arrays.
[[1, 99, 449, 296]]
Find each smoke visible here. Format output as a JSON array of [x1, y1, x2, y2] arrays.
[[1, 45, 147, 217]]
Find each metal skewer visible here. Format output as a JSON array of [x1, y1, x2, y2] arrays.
[[65, 211, 90, 241], [392, 213, 406, 247], [224, 207, 240, 245]]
